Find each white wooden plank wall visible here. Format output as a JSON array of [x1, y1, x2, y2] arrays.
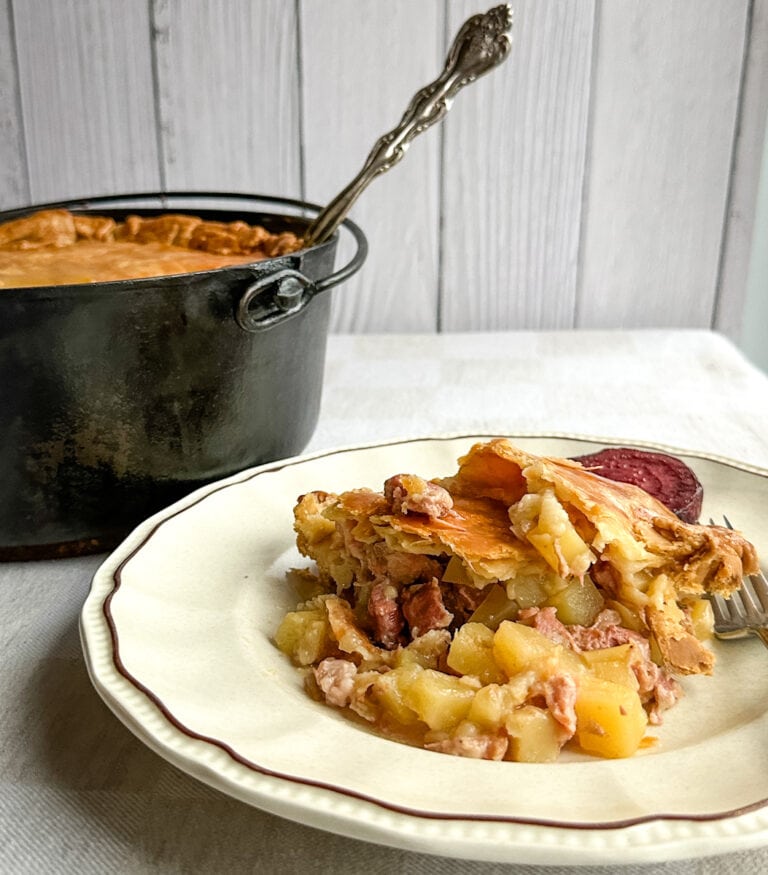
[[153, 0, 302, 197], [301, 0, 441, 331], [578, 0, 750, 329], [0, 0, 765, 338], [717, 0, 768, 339], [0, 0, 27, 206], [442, 0, 594, 330], [13, 0, 161, 200]]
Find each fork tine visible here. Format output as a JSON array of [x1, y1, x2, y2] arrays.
[[739, 578, 764, 621], [749, 570, 768, 613], [727, 589, 748, 620], [709, 594, 731, 626]]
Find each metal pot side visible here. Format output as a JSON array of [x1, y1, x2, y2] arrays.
[[0, 192, 367, 559]]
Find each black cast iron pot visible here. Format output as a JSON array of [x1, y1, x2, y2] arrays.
[[0, 191, 367, 559]]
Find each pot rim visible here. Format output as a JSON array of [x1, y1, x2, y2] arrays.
[[0, 190, 368, 297]]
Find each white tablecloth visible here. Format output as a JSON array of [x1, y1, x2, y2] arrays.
[[2, 329, 767, 874]]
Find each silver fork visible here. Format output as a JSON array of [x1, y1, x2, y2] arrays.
[[707, 516, 768, 650]]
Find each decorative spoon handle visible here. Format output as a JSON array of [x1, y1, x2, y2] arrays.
[[303, 4, 513, 247]]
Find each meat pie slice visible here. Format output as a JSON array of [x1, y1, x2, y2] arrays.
[[279, 439, 759, 762]]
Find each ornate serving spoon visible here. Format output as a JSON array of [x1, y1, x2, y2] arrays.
[[303, 4, 513, 248]]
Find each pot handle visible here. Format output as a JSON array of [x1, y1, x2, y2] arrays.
[[235, 216, 367, 332]]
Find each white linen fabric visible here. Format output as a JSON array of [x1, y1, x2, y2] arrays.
[[1, 330, 767, 874]]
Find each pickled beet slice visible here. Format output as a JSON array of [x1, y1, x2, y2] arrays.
[[571, 447, 703, 524]]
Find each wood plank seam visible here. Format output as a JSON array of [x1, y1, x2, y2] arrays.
[[711, 0, 755, 332], [148, 0, 168, 192], [5, 0, 30, 204], [573, 0, 602, 330], [436, 0, 450, 334], [295, 0, 307, 204], [712, 0, 768, 338]]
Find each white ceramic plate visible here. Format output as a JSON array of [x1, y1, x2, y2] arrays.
[[80, 434, 768, 866]]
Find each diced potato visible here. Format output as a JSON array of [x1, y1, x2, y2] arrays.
[[404, 669, 477, 732], [493, 620, 581, 677], [649, 634, 664, 666], [506, 576, 548, 609], [574, 675, 648, 758], [493, 620, 557, 675], [546, 576, 604, 626], [579, 643, 639, 691], [274, 610, 332, 666], [468, 583, 520, 629], [395, 630, 449, 670], [518, 488, 593, 578], [441, 555, 474, 586], [605, 598, 644, 632], [447, 623, 505, 684], [467, 677, 532, 730], [371, 665, 423, 726], [687, 598, 714, 641], [505, 705, 563, 763]]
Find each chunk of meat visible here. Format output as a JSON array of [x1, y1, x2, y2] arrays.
[[402, 578, 454, 638], [384, 474, 454, 518], [568, 609, 648, 652], [633, 657, 682, 724], [518, 606, 572, 646], [532, 674, 579, 737], [314, 658, 357, 707], [646, 672, 683, 724], [590, 560, 621, 597], [426, 732, 508, 760], [441, 583, 493, 626], [368, 581, 405, 649], [569, 610, 683, 714], [522, 606, 647, 654]]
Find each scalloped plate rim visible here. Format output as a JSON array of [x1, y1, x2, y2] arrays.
[[79, 432, 768, 865]]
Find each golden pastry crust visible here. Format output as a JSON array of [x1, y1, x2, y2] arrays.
[[0, 208, 304, 288], [333, 488, 540, 576], [447, 439, 758, 597]]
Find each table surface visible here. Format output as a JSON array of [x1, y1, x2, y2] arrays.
[[2, 329, 768, 874]]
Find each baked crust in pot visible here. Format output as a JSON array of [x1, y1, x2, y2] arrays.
[[0, 208, 304, 287]]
